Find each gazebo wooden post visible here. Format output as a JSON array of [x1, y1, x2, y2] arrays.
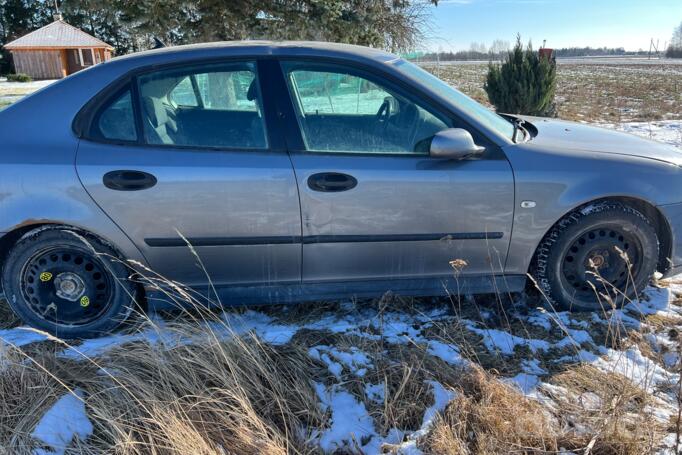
[[59, 49, 69, 77]]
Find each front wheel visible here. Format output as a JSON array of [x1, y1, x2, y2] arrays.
[[533, 202, 659, 311], [2, 226, 137, 338]]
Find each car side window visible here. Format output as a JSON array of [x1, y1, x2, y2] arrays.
[[168, 77, 199, 107], [138, 62, 267, 149], [291, 71, 391, 115], [282, 62, 450, 154], [96, 88, 137, 142]]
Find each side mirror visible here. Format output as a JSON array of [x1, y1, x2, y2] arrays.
[[430, 128, 485, 159]]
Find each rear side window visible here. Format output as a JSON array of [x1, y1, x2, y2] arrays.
[[138, 62, 267, 149], [95, 88, 137, 142]]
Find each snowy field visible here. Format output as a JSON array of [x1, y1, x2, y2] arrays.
[[0, 77, 55, 109], [2, 274, 682, 453], [600, 120, 682, 149]]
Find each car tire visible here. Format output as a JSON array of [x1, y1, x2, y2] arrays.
[[532, 201, 659, 311], [1, 226, 137, 338]]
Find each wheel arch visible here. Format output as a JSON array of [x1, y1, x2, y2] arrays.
[[0, 222, 145, 305], [529, 196, 673, 275]]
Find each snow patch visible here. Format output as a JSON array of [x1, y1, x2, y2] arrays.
[[507, 372, 540, 394], [222, 310, 299, 345], [466, 322, 551, 355], [426, 339, 465, 365], [392, 381, 457, 454], [315, 383, 377, 453], [309, 345, 372, 379], [365, 383, 385, 404], [594, 345, 677, 395], [521, 358, 547, 375], [32, 389, 92, 455], [626, 287, 681, 319], [600, 121, 682, 149], [0, 327, 49, 347], [555, 329, 594, 349]]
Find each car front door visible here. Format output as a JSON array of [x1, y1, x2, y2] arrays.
[[278, 61, 515, 287], [76, 60, 302, 292]]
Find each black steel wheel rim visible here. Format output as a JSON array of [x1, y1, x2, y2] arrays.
[[20, 246, 114, 326], [560, 225, 643, 300]]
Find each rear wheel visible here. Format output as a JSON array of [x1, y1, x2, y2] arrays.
[[533, 202, 658, 311], [2, 226, 137, 338]]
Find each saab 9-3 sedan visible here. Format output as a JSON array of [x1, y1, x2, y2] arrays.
[[2, 41, 682, 337]]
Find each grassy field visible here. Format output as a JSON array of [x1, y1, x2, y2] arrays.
[[420, 59, 682, 123], [0, 78, 54, 110]]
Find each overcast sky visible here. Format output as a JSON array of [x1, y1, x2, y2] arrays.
[[423, 0, 682, 52]]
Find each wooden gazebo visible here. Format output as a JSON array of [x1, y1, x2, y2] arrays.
[[4, 17, 113, 79]]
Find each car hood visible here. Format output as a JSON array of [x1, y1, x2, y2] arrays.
[[521, 117, 682, 166]]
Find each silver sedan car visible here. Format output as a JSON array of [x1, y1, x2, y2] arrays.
[[1, 41, 682, 337]]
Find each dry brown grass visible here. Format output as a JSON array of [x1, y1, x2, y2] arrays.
[[0, 348, 98, 455], [423, 363, 666, 455], [0, 313, 327, 454], [80, 328, 324, 454], [548, 365, 664, 455], [0, 297, 19, 329], [424, 366, 563, 455], [0, 301, 675, 454], [0, 260, 677, 454]]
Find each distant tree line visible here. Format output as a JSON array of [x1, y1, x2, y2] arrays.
[[666, 21, 682, 58], [417, 50, 503, 61], [0, 0, 437, 74], [415, 45, 666, 62], [416, 39, 510, 61], [553, 47, 628, 57]]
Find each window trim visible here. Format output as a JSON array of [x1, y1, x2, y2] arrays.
[[274, 57, 502, 159], [190, 74, 205, 108], [79, 48, 96, 67], [72, 54, 499, 157], [87, 83, 140, 144]]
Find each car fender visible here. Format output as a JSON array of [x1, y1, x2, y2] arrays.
[[503, 142, 682, 275]]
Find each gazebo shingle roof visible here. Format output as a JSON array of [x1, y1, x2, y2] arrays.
[[4, 20, 113, 50]]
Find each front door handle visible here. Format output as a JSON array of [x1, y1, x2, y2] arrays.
[[307, 172, 357, 192], [103, 170, 157, 191]]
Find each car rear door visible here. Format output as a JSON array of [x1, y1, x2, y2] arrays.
[[76, 60, 302, 291], [277, 60, 515, 285]]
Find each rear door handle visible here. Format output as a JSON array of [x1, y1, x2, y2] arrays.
[[307, 172, 357, 192], [103, 170, 157, 191]]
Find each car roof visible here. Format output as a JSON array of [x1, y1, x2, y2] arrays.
[[110, 40, 399, 66]]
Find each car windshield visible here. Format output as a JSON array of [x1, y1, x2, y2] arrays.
[[393, 59, 515, 141]]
